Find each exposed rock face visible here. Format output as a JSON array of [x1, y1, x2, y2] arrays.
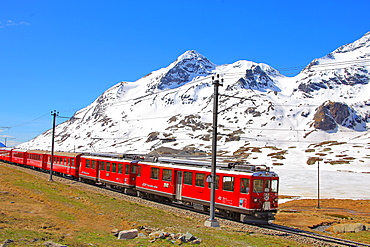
[[296, 31, 370, 98], [158, 50, 215, 90], [226, 64, 280, 92], [297, 66, 369, 94], [312, 101, 366, 131]]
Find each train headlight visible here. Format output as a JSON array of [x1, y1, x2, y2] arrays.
[[253, 198, 258, 202]]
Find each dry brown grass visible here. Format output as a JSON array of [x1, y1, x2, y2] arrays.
[[275, 198, 370, 243]]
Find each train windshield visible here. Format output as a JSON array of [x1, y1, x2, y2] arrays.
[[253, 179, 278, 193], [271, 179, 278, 193], [253, 179, 264, 193]]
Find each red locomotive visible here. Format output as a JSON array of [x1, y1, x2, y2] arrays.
[[0, 148, 279, 222]]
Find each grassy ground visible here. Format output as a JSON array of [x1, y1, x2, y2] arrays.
[[0, 163, 301, 246], [1, 162, 369, 246]]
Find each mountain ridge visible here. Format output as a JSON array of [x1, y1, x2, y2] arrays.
[[18, 32, 370, 173]]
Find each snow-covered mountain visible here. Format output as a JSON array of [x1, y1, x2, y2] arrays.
[[18, 32, 370, 192]]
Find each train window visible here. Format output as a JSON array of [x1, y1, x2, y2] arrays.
[[112, 163, 117, 173], [240, 178, 250, 194], [195, 173, 205, 187], [207, 175, 219, 189], [71, 159, 75, 167], [86, 160, 90, 168], [271, 180, 278, 193], [118, 163, 123, 174], [125, 165, 129, 174], [253, 179, 263, 193], [222, 176, 234, 192], [131, 164, 140, 176], [106, 162, 111, 172], [14, 153, 23, 158], [151, 167, 159, 179], [162, 169, 172, 181], [64, 158, 67, 165], [184, 172, 193, 185], [100, 162, 105, 171], [91, 160, 96, 169], [265, 180, 271, 192]]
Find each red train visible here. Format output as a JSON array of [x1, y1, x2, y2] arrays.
[[0, 148, 279, 222]]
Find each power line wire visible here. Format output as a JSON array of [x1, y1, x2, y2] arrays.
[[9, 113, 50, 128]]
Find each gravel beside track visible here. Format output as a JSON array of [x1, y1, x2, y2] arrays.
[[4, 163, 351, 246]]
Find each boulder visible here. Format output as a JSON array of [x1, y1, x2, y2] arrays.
[[43, 241, 68, 247], [1, 239, 14, 247], [148, 231, 166, 240], [182, 232, 196, 242], [111, 228, 120, 237], [332, 223, 366, 233], [117, 229, 139, 240]]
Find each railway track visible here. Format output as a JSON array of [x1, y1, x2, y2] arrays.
[[262, 223, 370, 247]]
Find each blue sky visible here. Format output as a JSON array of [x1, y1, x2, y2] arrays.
[[1, 0, 370, 146]]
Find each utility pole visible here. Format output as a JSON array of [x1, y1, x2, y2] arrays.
[[205, 74, 223, 228], [317, 158, 320, 209], [4, 137, 15, 146], [49, 110, 59, 181]]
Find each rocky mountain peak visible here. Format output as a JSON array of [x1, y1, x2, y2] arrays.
[[175, 50, 207, 61], [157, 50, 215, 90], [296, 31, 370, 95], [332, 31, 370, 57], [226, 64, 280, 92]]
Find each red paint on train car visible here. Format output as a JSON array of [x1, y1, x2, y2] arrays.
[[80, 156, 139, 190], [45, 152, 82, 178], [0, 148, 12, 162], [27, 150, 48, 170], [11, 149, 28, 166], [135, 162, 176, 199]]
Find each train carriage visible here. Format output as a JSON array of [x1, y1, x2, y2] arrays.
[[11, 149, 28, 166], [0, 148, 12, 162], [27, 150, 48, 170], [138, 159, 279, 221], [79, 155, 139, 193], [46, 152, 82, 178]]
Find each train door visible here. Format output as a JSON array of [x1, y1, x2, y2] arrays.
[[175, 171, 183, 200], [97, 160, 102, 182], [129, 161, 139, 186], [264, 178, 279, 210]]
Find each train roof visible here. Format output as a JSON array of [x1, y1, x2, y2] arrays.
[[141, 160, 278, 177], [80, 155, 277, 177], [27, 150, 82, 157], [81, 155, 134, 162]]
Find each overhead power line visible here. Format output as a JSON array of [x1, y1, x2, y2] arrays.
[[8, 113, 50, 129]]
